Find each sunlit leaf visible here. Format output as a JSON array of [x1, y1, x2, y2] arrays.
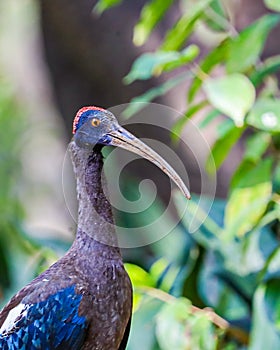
[[264, 0, 280, 12], [203, 74, 256, 126], [124, 52, 179, 84], [125, 263, 155, 288], [154, 45, 199, 75], [224, 158, 273, 239], [125, 263, 155, 311], [124, 46, 198, 84], [133, 0, 174, 46], [161, 0, 214, 51], [188, 40, 229, 102], [93, 0, 123, 14], [246, 98, 280, 132], [226, 14, 280, 73]]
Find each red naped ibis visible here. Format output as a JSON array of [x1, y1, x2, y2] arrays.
[[0, 106, 190, 349]]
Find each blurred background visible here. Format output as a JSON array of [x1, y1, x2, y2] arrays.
[[1, 0, 280, 349]]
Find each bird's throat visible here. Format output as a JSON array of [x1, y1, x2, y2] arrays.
[[69, 141, 119, 247]]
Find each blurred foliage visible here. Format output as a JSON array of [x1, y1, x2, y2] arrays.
[[0, 0, 280, 350], [0, 79, 63, 303], [96, 0, 280, 349]]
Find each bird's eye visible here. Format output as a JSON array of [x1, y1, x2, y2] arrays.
[[91, 118, 101, 127]]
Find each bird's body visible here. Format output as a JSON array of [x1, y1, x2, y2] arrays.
[[0, 143, 132, 350], [0, 238, 131, 350], [0, 106, 189, 349]]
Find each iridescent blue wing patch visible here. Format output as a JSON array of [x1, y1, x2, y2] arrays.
[[0, 285, 87, 350]]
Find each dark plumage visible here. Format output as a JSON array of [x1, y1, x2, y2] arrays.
[[0, 106, 190, 349]]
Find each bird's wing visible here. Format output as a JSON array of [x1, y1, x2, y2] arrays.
[[0, 290, 27, 330], [0, 285, 87, 350], [118, 316, 131, 350]]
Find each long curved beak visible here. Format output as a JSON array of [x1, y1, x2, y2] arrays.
[[105, 126, 191, 199]]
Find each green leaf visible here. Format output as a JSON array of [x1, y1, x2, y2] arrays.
[[127, 298, 163, 350], [125, 263, 155, 311], [244, 132, 271, 162], [247, 98, 280, 132], [206, 120, 244, 174], [124, 46, 198, 84], [236, 229, 272, 275], [188, 40, 229, 102], [264, 279, 280, 329], [226, 14, 280, 73], [156, 298, 218, 350], [204, 0, 228, 32], [224, 158, 273, 239], [273, 161, 280, 193], [155, 45, 199, 74], [160, 0, 214, 51], [156, 298, 192, 350], [230, 160, 255, 191], [262, 245, 280, 281], [93, 0, 123, 14], [125, 263, 155, 288], [250, 55, 280, 87], [218, 118, 241, 138], [124, 52, 179, 84], [149, 258, 181, 293], [122, 73, 189, 118], [198, 109, 220, 129], [265, 0, 280, 12], [133, 0, 174, 46], [174, 192, 223, 246], [171, 100, 208, 142], [203, 74, 256, 126], [199, 248, 253, 317], [250, 283, 280, 350]]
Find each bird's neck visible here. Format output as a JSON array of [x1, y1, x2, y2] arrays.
[[69, 141, 120, 249]]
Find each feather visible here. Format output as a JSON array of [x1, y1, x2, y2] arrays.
[[0, 286, 87, 350]]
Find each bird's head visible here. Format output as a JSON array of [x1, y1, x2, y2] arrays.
[[73, 106, 191, 199]]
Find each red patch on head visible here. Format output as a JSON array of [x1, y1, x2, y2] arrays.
[[72, 106, 106, 134]]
